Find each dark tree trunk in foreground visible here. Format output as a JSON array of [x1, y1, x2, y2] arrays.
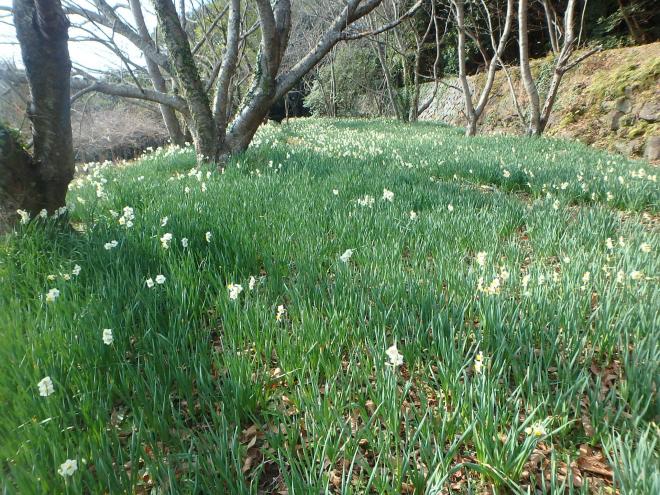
[[0, 125, 40, 228], [1, 0, 74, 227]]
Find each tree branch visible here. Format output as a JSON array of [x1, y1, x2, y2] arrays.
[[561, 45, 601, 72], [70, 78, 188, 113], [213, 0, 241, 134], [274, 0, 385, 100], [191, 3, 230, 55], [340, 0, 422, 40], [63, 0, 171, 72]]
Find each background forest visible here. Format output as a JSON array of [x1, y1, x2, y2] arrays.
[[1, 0, 658, 162]]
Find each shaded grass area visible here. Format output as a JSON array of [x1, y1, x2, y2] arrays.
[[1, 119, 658, 493]]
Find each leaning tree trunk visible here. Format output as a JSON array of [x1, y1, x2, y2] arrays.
[[129, 0, 185, 146], [154, 0, 217, 159], [373, 39, 403, 121], [1, 0, 74, 228], [225, 0, 291, 155], [454, 0, 477, 136]]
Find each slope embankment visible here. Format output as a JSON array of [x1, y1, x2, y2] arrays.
[[419, 42, 660, 161]]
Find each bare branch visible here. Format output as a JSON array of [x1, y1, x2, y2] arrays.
[[71, 78, 188, 113], [275, 0, 384, 100], [63, 0, 171, 72], [213, 0, 240, 140], [191, 3, 230, 55], [340, 0, 422, 41], [561, 45, 601, 72]]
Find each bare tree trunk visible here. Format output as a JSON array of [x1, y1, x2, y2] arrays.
[[329, 49, 338, 118], [178, 0, 186, 32], [409, 44, 422, 122], [0, 124, 40, 228], [408, 5, 435, 123], [518, 0, 542, 135], [213, 0, 241, 155], [519, 0, 596, 135], [2, 0, 74, 224], [408, 40, 422, 122], [372, 38, 403, 120], [454, 0, 477, 136], [226, 0, 292, 153], [389, 0, 410, 120], [154, 0, 217, 159], [417, 3, 444, 117], [129, 0, 185, 146], [542, 0, 560, 54], [538, 0, 577, 133], [472, 0, 514, 123], [227, 0, 388, 152], [400, 59, 411, 121]]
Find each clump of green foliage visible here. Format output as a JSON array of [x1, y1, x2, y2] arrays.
[[0, 122, 27, 151], [305, 44, 381, 117]]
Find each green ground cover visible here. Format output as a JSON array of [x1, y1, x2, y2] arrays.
[[1, 119, 658, 493]]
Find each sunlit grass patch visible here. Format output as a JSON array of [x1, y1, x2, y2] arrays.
[[1, 119, 658, 493]]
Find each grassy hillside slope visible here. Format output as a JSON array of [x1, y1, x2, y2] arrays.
[[1, 120, 658, 493]]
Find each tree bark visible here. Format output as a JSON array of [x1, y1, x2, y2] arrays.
[[373, 38, 403, 120], [129, 0, 185, 146], [454, 0, 476, 136], [518, 0, 542, 135], [417, 2, 444, 117], [0, 125, 40, 229], [408, 42, 422, 122], [477, 0, 514, 112], [409, 6, 434, 123], [4, 0, 74, 220], [329, 50, 338, 118], [518, 0, 593, 136], [226, 0, 292, 153], [538, 0, 579, 133], [153, 0, 217, 159], [213, 0, 241, 153], [542, 0, 560, 54]]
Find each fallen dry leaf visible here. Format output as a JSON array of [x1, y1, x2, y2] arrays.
[[578, 444, 614, 479]]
